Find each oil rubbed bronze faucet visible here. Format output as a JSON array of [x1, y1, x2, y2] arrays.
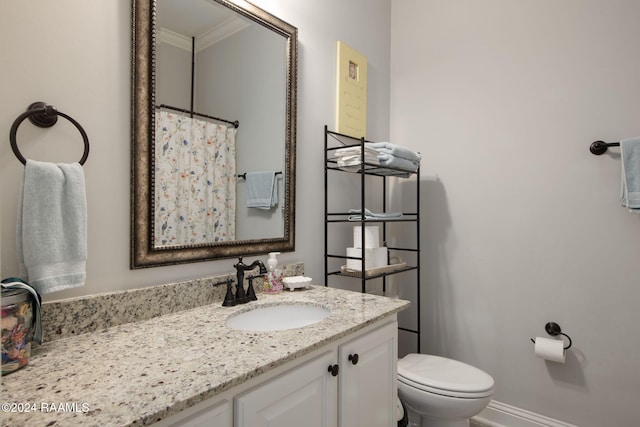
[[225, 257, 267, 306]]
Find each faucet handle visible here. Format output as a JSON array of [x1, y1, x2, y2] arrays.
[[222, 279, 236, 307], [246, 276, 258, 301]]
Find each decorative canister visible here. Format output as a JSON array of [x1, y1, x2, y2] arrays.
[[1, 279, 41, 375]]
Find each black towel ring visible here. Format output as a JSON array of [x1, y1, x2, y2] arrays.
[[9, 102, 90, 165]]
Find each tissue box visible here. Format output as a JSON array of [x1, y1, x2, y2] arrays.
[[353, 226, 380, 248], [346, 247, 388, 270]]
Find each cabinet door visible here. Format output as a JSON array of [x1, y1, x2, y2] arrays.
[[339, 321, 398, 427], [235, 350, 338, 427], [153, 398, 232, 427]]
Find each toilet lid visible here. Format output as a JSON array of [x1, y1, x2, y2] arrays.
[[398, 354, 494, 397]]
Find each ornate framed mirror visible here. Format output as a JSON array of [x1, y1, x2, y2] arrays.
[[131, 0, 297, 268]]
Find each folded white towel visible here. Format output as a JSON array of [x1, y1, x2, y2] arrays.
[[246, 171, 278, 210], [620, 137, 640, 213], [337, 153, 380, 166], [18, 160, 87, 294], [335, 145, 381, 157]]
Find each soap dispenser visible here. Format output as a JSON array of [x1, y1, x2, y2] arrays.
[[263, 252, 283, 293]]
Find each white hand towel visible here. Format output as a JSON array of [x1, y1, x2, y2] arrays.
[[620, 137, 640, 213], [335, 145, 381, 157], [18, 160, 87, 294], [337, 153, 380, 166]]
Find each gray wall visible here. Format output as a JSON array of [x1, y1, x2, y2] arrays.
[[197, 23, 286, 239], [390, 1, 640, 426], [156, 42, 191, 108]]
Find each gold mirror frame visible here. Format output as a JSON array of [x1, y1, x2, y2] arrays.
[[131, 0, 297, 268]]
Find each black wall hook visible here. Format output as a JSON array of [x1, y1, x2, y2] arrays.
[[530, 322, 572, 350], [590, 140, 620, 155]]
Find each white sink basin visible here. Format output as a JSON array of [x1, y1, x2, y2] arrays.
[[226, 303, 330, 332]]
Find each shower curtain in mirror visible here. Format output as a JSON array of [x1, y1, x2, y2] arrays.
[[154, 111, 237, 246]]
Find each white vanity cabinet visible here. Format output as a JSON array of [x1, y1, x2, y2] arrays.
[[338, 320, 398, 427], [235, 320, 397, 427], [152, 397, 233, 427], [154, 318, 397, 427], [235, 350, 338, 427]]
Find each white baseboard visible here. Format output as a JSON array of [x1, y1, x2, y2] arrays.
[[471, 400, 579, 427]]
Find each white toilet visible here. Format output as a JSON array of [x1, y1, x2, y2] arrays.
[[397, 354, 495, 427]]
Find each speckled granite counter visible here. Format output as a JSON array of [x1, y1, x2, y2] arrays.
[[1, 285, 409, 427]]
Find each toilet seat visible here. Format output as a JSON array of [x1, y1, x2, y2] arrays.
[[398, 354, 494, 399]]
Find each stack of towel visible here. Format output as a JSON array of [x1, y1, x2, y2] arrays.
[[335, 145, 381, 170], [334, 142, 421, 174], [368, 142, 421, 172]]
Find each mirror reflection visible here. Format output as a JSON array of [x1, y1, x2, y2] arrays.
[[131, 0, 297, 267], [156, 0, 286, 246]]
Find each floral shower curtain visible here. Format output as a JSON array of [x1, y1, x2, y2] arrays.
[[154, 111, 237, 246]]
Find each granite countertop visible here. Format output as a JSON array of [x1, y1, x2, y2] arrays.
[[1, 285, 409, 427]]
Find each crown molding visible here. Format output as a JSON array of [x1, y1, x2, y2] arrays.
[[158, 16, 250, 53], [158, 27, 192, 51], [195, 16, 250, 52]]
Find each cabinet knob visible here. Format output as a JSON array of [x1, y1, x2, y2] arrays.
[[327, 364, 339, 376], [348, 353, 359, 365]]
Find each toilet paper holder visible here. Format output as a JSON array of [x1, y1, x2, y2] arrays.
[[530, 322, 572, 350]]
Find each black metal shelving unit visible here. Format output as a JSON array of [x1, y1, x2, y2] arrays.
[[323, 125, 421, 352]]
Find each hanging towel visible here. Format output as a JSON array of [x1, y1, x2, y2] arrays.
[[246, 171, 278, 209], [620, 137, 640, 213], [17, 160, 87, 294]]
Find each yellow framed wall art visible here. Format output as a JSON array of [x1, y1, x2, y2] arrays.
[[335, 41, 368, 138]]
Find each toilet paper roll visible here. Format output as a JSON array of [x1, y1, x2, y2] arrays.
[[346, 247, 388, 270], [534, 337, 566, 363], [353, 226, 380, 248]]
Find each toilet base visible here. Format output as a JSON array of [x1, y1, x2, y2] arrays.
[[406, 405, 470, 427]]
